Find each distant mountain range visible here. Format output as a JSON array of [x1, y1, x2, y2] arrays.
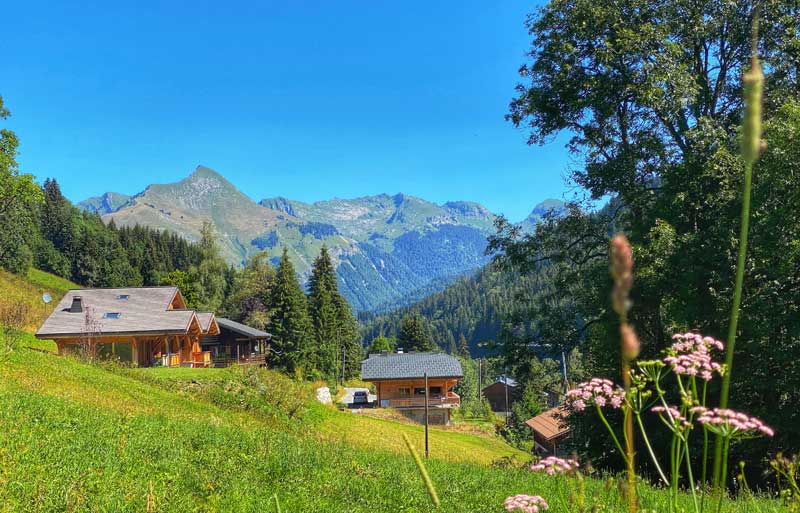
[[78, 165, 564, 312]]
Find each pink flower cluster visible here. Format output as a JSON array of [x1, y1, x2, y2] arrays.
[[530, 456, 579, 475], [651, 405, 690, 428], [504, 495, 549, 513], [664, 333, 724, 381], [692, 407, 774, 438], [565, 378, 625, 411]]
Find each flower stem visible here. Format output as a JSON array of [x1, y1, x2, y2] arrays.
[[684, 436, 699, 513], [713, 10, 762, 490], [596, 405, 629, 467], [402, 433, 440, 507], [700, 383, 708, 513], [635, 412, 669, 485], [717, 437, 732, 513]]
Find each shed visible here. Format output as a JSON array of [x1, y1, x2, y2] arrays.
[[525, 405, 571, 456], [200, 317, 271, 366], [482, 376, 520, 412]]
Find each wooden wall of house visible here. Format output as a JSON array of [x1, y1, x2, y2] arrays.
[[482, 382, 521, 412], [376, 378, 456, 402]]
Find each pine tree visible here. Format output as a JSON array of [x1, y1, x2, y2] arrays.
[[307, 246, 341, 379], [457, 333, 471, 358], [334, 292, 362, 380], [397, 313, 435, 352], [269, 248, 313, 373]]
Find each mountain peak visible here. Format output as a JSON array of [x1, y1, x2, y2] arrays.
[[77, 191, 132, 214], [189, 165, 226, 181]]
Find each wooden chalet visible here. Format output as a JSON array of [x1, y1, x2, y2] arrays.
[[35, 286, 220, 367], [525, 405, 571, 456], [362, 352, 463, 425], [200, 317, 271, 367], [482, 376, 520, 413]]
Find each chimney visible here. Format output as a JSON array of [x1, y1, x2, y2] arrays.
[[397, 347, 403, 354], [70, 296, 83, 313]]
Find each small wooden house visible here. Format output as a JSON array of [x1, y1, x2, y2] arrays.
[[525, 405, 571, 455], [36, 286, 219, 367], [361, 352, 463, 425], [200, 317, 271, 367], [482, 376, 520, 413]]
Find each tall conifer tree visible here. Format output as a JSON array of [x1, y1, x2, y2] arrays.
[[269, 248, 313, 372], [307, 246, 341, 379], [397, 313, 435, 352]]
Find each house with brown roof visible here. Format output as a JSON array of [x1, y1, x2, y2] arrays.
[[362, 352, 463, 425], [525, 405, 571, 456], [36, 286, 219, 367]]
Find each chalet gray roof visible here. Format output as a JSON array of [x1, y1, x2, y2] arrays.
[[196, 312, 217, 333], [362, 352, 464, 381], [216, 318, 271, 339], [36, 287, 207, 338]]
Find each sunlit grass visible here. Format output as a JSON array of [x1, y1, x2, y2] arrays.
[[0, 343, 783, 512]]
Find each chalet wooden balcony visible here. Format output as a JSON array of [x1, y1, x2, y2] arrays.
[[159, 351, 213, 368], [384, 392, 460, 409]]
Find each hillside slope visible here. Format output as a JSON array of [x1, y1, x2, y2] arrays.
[[360, 262, 548, 355], [0, 341, 776, 512], [0, 272, 775, 512]]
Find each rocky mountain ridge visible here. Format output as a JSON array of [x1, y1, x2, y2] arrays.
[[80, 165, 564, 311]]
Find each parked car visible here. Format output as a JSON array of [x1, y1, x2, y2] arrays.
[[353, 390, 369, 405]]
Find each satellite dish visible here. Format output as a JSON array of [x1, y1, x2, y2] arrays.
[[42, 293, 52, 304]]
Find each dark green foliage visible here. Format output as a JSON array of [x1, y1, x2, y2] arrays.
[[222, 253, 275, 330], [504, 385, 544, 448], [268, 248, 314, 373], [397, 314, 435, 352], [307, 246, 361, 381], [366, 335, 394, 354], [360, 263, 542, 356], [308, 246, 341, 377], [497, 0, 800, 480], [0, 96, 44, 274]]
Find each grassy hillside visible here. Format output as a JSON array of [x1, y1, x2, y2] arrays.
[[0, 337, 781, 512], [0, 268, 78, 332], [0, 270, 782, 511]]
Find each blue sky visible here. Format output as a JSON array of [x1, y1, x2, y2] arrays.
[[3, 0, 574, 221]]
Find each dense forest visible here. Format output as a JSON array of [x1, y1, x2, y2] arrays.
[[359, 262, 549, 357]]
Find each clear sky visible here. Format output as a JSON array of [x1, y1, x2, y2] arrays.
[[3, 0, 574, 222]]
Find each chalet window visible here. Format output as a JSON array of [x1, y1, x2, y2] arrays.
[[414, 387, 426, 396], [429, 386, 442, 395], [103, 312, 121, 319], [398, 388, 411, 397], [116, 294, 130, 300]]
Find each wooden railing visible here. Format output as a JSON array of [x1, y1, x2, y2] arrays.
[[159, 352, 212, 368], [161, 353, 182, 367], [384, 393, 460, 409], [212, 354, 267, 368]]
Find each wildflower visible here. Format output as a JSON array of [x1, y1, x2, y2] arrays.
[[504, 494, 549, 513], [694, 407, 774, 438], [651, 405, 690, 429], [530, 456, 579, 475], [663, 333, 724, 381], [566, 378, 625, 411]]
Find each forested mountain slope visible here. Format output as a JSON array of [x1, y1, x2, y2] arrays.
[[86, 165, 564, 311], [359, 262, 545, 356]]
